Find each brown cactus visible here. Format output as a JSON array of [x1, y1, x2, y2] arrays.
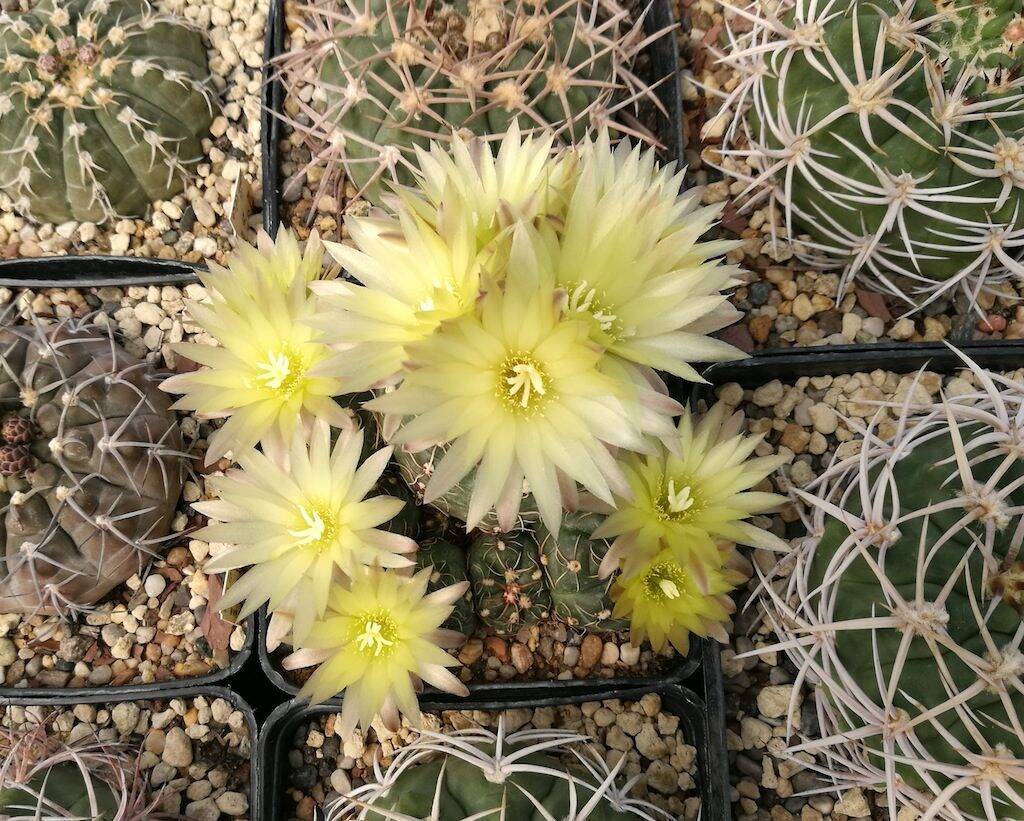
[[0, 318, 186, 616]]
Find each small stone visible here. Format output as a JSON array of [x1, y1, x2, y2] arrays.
[[185, 797, 219, 821], [510, 643, 532, 674], [162, 727, 193, 768], [215, 791, 248, 816], [834, 788, 871, 817], [112, 702, 141, 735], [752, 380, 784, 407], [758, 685, 797, 720], [646, 759, 679, 794], [0, 637, 15, 666], [134, 302, 164, 325], [578, 634, 603, 669]]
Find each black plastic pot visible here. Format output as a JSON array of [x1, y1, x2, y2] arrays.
[[256, 604, 703, 702], [258, 0, 686, 236], [691, 341, 1024, 400], [259, 635, 729, 821], [0, 683, 260, 819]]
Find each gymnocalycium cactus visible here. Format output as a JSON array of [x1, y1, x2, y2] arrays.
[[757, 354, 1024, 819], [712, 0, 1024, 310], [414, 537, 478, 634], [277, 0, 669, 206], [0, 0, 215, 224], [0, 723, 174, 820], [468, 529, 551, 633], [0, 316, 185, 617], [324, 717, 674, 820]]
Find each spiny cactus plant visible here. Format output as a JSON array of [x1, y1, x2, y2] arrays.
[[276, 0, 669, 207], [0, 0, 215, 224], [414, 537, 478, 634], [0, 723, 174, 820], [0, 315, 185, 617], [757, 355, 1024, 820], [324, 717, 674, 820], [537, 511, 624, 631], [712, 0, 1024, 309], [468, 529, 551, 633]]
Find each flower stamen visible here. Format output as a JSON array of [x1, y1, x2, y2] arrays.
[[498, 352, 551, 415], [642, 560, 688, 604], [352, 608, 399, 657]]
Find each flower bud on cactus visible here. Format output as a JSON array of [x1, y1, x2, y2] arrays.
[[468, 529, 551, 634], [758, 354, 1024, 819], [713, 0, 1024, 309], [0, 317, 185, 616], [326, 716, 674, 820], [277, 0, 668, 206], [0, 0, 215, 224]]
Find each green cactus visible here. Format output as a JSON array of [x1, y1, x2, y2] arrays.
[[468, 529, 550, 634], [0, 0, 215, 224], [374, 471, 421, 539], [537, 511, 625, 631], [415, 537, 478, 634], [326, 720, 672, 820], [280, 0, 661, 204], [771, 366, 1024, 820], [0, 761, 120, 819], [392, 441, 540, 534], [718, 0, 1024, 304]]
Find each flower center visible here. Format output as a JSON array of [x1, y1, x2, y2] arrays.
[[253, 348, 307, 397], [655, 478, 700, 522], [288, 502, 339, 552], [642, 561, 688, 604], [351, 608, 399, 658], [497, 352, 551, 415], [564, 280, 629, 341]]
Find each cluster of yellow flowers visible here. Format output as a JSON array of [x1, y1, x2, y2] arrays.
[[165, 126, 785, 733]]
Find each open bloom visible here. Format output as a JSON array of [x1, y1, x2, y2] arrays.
[[596, 403, 788, 583], [368, 233, 660, 535], [283, 566, 469, 732], [612, 547, 745, 654], [549, 132, 745, 382], [403, 124, 576, 250], [196, 421, 416, 643], [163, 229, 349, 463], [311, 203, 487, 391]]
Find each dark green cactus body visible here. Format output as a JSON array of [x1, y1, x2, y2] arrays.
[[809, 428, 1024, 818], [374, 471, 420, 539], [0, 0, 214, 223], [393, 441, 540, 533], [747, 0, 1024, 283], [468, 530, 550, 634], [0, 761, 119, 819], [360, 746, 639, 820], [319, 0, 626, 202], [415, 537, 477, 634], [537, 511, 624, 631]]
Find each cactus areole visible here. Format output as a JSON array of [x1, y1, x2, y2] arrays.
[[0, 320, 185, 615], [0, 0, 215, 223], [718, 0, 1024, 305], [803, 415, 1024, 817]]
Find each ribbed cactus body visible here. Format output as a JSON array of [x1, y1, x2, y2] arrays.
[[720, 0, 1024, 302], [0, 320, 185, 615], [415, 537, 478, 634], [0, 0, 214, 223], [468, 529, 551, 633], [0, 761, 119, 819], [538, 511, 623, 631]]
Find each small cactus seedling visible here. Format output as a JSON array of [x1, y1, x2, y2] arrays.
[[710, 0, 1024, 310], [0, 722, 175, 820], [0, 315, 186, 616], [325, 716, 674, 820], [757, 354, 1024, 820], [414, 537, 478, 634], [537, 511, 624, 631], [0, 0, 215, 224], [276, 0, 670, 207], [468, 529, 551, 634]]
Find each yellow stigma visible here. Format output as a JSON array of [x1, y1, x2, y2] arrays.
[[288, 502, 338, 552], [352, 608, 399, 658], [643, 561, 688, 603], [253, 348, 306, 396], [498, 352, 551, 415]]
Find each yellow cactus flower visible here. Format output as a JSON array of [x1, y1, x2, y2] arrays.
[[283, 566, 469, 732], [550, 132, 745, 382], [162, 229, 350, 463], [196, 420, 416, 643], [596, 403, 788, 583], [368, 229, 659, 536], [612, 547, 745, 654]]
